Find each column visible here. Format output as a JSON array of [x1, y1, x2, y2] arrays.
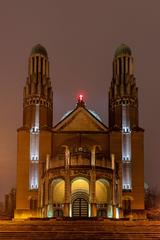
[[90, 168, 96, 217], [64, 168, 71, 217]]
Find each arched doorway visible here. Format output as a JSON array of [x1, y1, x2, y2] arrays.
[[72, 197, 88, 217], [71, 177, 89, 217]]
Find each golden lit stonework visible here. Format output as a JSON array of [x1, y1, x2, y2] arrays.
[[15, 44, 145, 219]]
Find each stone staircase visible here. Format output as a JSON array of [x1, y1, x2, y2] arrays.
[[0, 218, 160, 239]]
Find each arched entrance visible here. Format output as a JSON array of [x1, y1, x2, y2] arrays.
[[71, 177, 89, 217], [72, 197, 88, 217]]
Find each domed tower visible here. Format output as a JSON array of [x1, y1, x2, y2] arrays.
[[23, 44, 53, 128], [15, 44, 53, 218], [109, 44, 144, 217], [109, 44, 138, 129]]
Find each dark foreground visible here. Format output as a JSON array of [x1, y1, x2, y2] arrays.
[[0, 218, 160, 240]]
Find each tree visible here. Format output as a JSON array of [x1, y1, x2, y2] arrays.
[[145, 186, 160, 220]]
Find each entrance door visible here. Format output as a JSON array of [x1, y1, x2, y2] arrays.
[[97, 209, 107, 217], [123, 199, 131, 215], [72, 198, 88, 217], [54, 209, 63, 217]]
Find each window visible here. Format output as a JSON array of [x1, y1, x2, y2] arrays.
[[123, 183, 131, 190]]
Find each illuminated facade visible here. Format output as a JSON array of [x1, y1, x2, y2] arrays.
[[15, 44, 144, 219]]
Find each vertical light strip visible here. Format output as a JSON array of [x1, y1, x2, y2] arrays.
[[35, 104, 39, 129], [122, 103, 132, 190], [29, 104, 39, 190]]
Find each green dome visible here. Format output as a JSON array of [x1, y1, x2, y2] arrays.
[[115, 44, 132, 57], [31, 44, 48, 57]]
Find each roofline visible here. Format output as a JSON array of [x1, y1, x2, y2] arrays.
[[52, 130, 109, 134], [53, 105, 109, 131]]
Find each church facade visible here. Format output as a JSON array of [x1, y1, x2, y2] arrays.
[[15, 44, 144, 219]]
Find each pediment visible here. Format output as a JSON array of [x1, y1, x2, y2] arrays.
[[54, 107, 108, 132]]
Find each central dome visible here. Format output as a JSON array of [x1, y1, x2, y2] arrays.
[[31, 44, 48, 57], [115, 44, 132, 57]]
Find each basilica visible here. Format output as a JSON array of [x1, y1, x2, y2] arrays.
[[15, 44, 144, 219]]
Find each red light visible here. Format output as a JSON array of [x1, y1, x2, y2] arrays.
[[79, 94, 83, 101]]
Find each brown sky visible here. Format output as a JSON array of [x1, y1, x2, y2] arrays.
[[0, 0, 159, 200]]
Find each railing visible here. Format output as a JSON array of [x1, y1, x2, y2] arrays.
[[95, 159, 111, 168], [50, 153, 112, 169]]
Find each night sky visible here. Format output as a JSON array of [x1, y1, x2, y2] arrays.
[[0, 0, 159, 200]]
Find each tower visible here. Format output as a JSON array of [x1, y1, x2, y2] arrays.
[[15, 44, 53, 218], [109, 44, 144, 216]]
